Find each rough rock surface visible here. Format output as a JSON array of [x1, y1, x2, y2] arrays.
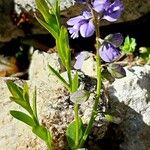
[[68, 51, 150, 150], [108, 66, 150, 150], [28, 50, 150, 149], [0, 77, 46, 150], [0, 51, 107, 149]]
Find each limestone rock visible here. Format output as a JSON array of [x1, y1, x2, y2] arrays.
[[74, 51, 150, 150], [0, 51, 107, 149], [108, 65, 150, 150], [28, 50, 61, 85], [0, 77, 46, 150]]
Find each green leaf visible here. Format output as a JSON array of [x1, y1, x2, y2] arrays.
[[101, 68, 115, 83], [32, 86, 38, 121], [139, 47, 150, 61], [35, 0, 58, 26], [104, 114, 121, 124], [59, 26, 71, 66], [121, 36, 137, 54], [10, 110, 35, 127], [55, 0, 60, 20], [108, 64, 126, 79], [71, 72, 79, 92], [23, 82, 29, 103], [48, 64, 70, 90], [32, 125, 49, 142], [36, 16, 58, 39], [70, 90, 90, 104], [6, 80, 23, 99], [56, 26, 71, 68], [66, 118, 85, 149], [56, 39, 66, 66], [10, 97, 32, 114]]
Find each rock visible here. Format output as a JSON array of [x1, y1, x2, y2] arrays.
[[108, 65, 150, 150], [0, 77, 46, 150], [28, 50, 61, 84], [121, 0, 150, 22], [74, 51, 150, 149], [0, 0, 24, 42], [14, 0, 150, 22], [0, 51, 107, 149], [14, 0, 75, 13], [80, 52, 97, 78], [1, 49, 150, 149]]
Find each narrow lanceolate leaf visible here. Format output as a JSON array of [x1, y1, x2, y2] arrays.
[[6, 80, 23, 99], [71, 72, 79, 92], [70, 90, 90, 104], [36, 16, 58, 39], [32, 125, 49, 142], [55, 0, 61, 23], [66, 118, 85, 149], [48, 64, 70, 90], [59, 26, 71, 65], [23, 82, 29, 103], [32, 87, 38, 120], [56, 39, 66, 66], [10, 97, 32, 115], [10, 110, 35, 127], [35, 0, 53, 24]]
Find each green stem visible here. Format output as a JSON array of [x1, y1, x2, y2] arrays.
[[67, 64, 72, 91], [79, 10, 101, 148], [74, 103, 79, 148], [46, 142, 52, 150]]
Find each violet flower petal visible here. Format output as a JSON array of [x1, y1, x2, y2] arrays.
[[103, 0, 123, 22], [99, 43, 120, 62], [80, 20, 95, 37], [67, 16, 84, 26], [109, 33, 123, 47], [93, 0, 110, 13], [82, 11, 92, 19], [74, 52, 89, 69], [67, 11, 94, 38]]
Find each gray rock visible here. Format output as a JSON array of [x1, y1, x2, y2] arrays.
[[0, 51, 107, 149], [74, 51, 150, 150], [0, 77, 46, 150], [28, 50, 61, 84], [108, 65, 150, 150]]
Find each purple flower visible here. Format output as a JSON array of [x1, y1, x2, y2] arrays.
[[93, 0, 110, 13], [99, 33, 123, 62], [103, 0, 123, 22], [105, 33, 123, 47], [67, 11, 95, 39], [93, 0, 123, 22], [74, 52, 90, 70]]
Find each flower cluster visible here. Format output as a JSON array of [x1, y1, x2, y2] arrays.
[[67, 11, 95, 39], [67, 0, 124, 66], [67, 0, 123, 39]]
